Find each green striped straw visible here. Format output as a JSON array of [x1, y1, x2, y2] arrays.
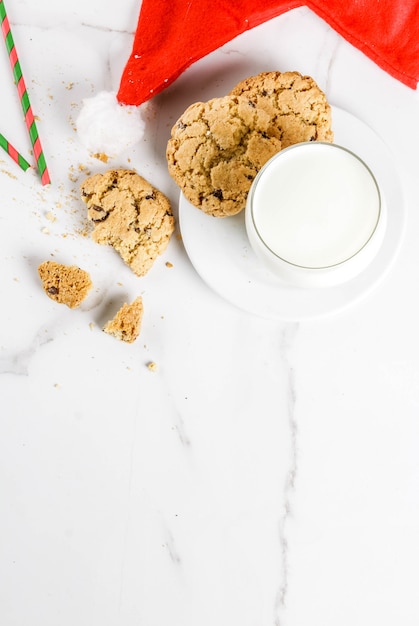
[[0, 131, 31, 170], [0, 0, 50, 185]]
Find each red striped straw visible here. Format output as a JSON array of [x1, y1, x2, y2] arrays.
[[0, 0, 50, 185], [0, 131, 31, 171]]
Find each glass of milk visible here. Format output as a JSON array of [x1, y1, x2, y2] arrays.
[[245, 142, 386, 288]]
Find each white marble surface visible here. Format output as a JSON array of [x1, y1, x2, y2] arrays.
[[1, 1, 419, 625]]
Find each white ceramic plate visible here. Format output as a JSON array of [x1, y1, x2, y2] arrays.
[[178, 107, 406, 320]]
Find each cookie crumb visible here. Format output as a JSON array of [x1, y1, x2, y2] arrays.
[[165, 261, 173, 268], [68, 166, 78, 182], [78, 164, 91, 175], [147, 361, 158, 372], [93, 152, 109, 163]]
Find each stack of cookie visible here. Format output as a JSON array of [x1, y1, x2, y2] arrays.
[[167, 71, 333, 218]]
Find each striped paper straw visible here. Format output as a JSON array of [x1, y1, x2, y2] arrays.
[[0, 0, 50, 185], [0, 131, 31, 170]]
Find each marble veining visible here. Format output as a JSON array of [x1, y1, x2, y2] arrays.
[[315, 27, 342, 94], [275, 323, 299, 623]]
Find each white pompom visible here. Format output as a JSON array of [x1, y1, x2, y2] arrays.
[[76, 91, 145, 157]]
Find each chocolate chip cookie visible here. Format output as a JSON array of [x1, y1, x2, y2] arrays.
[[80, 169, 175, 277], [166, 95, 282, 217], [229, 71, 333, 148]]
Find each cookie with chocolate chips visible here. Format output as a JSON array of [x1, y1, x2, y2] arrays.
[[80, 169, 174, 277], [166, 95, 282, 217], [229, 71, 333, 148]]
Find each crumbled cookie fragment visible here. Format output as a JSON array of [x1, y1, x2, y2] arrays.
[[80, 169, 175, 276], [229, 71, 333, 148], [147, 361, 158, 372], [38, 261, 92, 308], [166, 94, 282, 217], [103, 296, 143, 343], [93, 153, 109, 163]]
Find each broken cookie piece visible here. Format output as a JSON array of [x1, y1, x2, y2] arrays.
[[38, 261, 92, 308], [80, 169, 175, 277], [103, 296, 143, 343]]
